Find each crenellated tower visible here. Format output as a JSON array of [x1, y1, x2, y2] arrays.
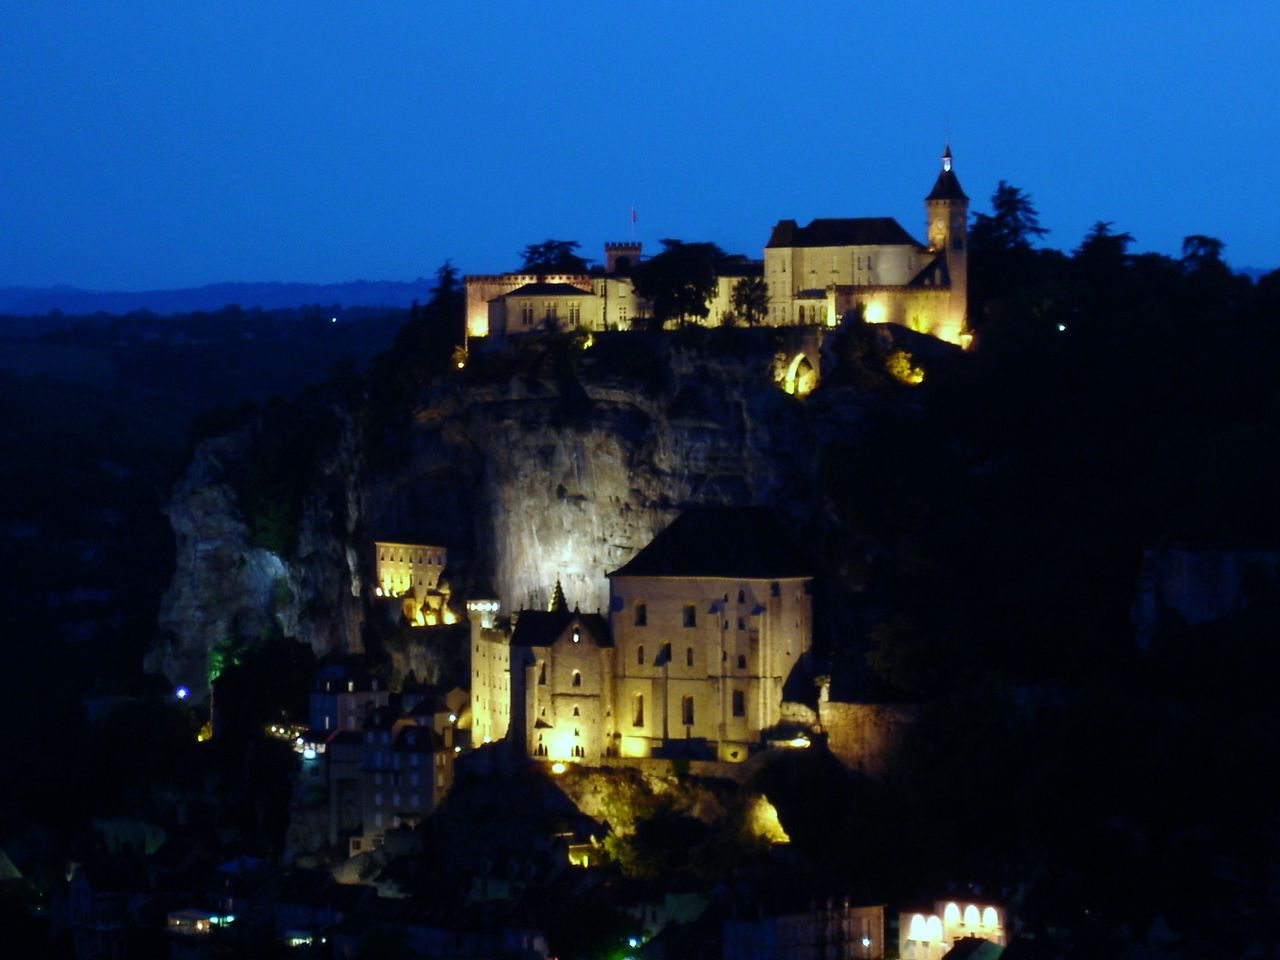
[[925, 145, 969, 342]]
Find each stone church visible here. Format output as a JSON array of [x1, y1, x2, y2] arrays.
[[470, 506, 814, 765]]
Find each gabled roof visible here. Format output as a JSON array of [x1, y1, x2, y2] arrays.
[[767, 217, 920, 249], [511, 610, 612, 648], [907, 255, 951, 288], [500, 282, 593, 299], [609, 506, 812, 579]]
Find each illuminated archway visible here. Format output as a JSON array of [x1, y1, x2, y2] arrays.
[[782, 353, 817, 397]]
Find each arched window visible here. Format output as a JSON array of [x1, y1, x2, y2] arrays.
[[571, 671, 582, 688], [573, 706, 580, 717]]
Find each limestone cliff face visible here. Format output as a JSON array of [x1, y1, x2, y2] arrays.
[[153, 329, 840, 690], [149, 407, 365, 693]]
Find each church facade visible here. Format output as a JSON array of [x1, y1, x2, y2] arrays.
[[468, 507, 814, 765], [463, 147, 969, 347]]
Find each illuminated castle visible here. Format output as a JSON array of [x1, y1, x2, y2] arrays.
[[464, 146, 969, 347], [469, 507, 813, 765]]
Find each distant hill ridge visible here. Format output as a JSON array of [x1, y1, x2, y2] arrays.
[[0, 278, 438, 317]]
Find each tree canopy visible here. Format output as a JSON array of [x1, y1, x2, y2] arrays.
[[630, 239, 724, 328], [970, 180, 1049, 252], [730, 274, 768, 326], [520, 239, 589, 274]]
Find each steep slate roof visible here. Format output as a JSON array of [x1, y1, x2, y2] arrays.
[[907, 255, 951, 288], [609, 506, 811, 579], [926, 153, 968, 201], [500, 282, 593, 298], [766, 217, 920, 249], [511, 610, 611, 647]]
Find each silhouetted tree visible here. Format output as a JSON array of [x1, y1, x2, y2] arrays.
[[630, 239, 724, 328], [520, 239, 589, 274], [731, 274, 768, 326], [970, 180, 1049, 252]]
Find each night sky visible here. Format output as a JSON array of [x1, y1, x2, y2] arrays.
[[3, 1, 1276, 290]]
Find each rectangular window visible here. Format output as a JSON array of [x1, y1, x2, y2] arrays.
[[732, 689, 745, 717], [635, 602, 647, 626], [521, 302, 533, 325], [771, 582, 781, 598], [686, 646, 694, 667], [683, 604, 697, 627], [568, 302, 581, 324], [619, 305, 627, 324], [681, 696, 695, 726], [637, 644, 645, 665], [633, 694, 644, 727]]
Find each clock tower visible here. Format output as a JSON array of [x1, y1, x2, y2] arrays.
[[925, 145, 969, 341]]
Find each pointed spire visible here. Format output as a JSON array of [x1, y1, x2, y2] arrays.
[[942, 144, 953, 173], [549, 577, 568, 613], [926, 144, 967, 202]]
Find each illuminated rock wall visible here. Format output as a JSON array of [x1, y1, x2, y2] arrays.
[[819, 701, 918, 778]]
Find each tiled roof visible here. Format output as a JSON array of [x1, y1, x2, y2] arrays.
[[609, 506, 812, 579], [511, 610, 612, 647], [767, 217, 920, 249]]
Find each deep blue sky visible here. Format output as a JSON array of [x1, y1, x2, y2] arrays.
[[3, 2, 1276, 289]]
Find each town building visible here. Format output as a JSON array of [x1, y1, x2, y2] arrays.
[[498, 506, 813, 765], [463, 147, 968, 346], [351, 705, 456, 856], [372, 541, 454, 626], [899, 901, 1007, 960]]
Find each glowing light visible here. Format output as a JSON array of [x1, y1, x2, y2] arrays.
[[456, 361, 465, 369], [583, 334, 595, 348], [862, 938, 872, 948], [864, 301, 887, 325], [482, 736, 491, 744], [453, 745, 461, 753], [908, 915, 927, 941], [443, 609, 458, 625], [551, 762, 566, 774], [982, 907, 998, 928], [330, 317, 337, 323], [175, 686, 189, 700], [787, 736, 810, 748], [302, 746, 316, 760], [963, 904, 980, 927], [924, 916, 943, 942], [944, 903, 961, 926], [415, 610, 426, 626], [375, 587, 383, 597], [628, 937, 639, 948], [1057, 322, 1067, 332], [886, 349, 925, 385], [448, 713, 457, 723]]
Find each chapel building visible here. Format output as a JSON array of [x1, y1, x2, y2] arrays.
[[489, 506, 813, 765]]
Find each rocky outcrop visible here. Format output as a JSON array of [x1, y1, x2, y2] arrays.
[[152, 327, 877, 692], [149, 405, 365, 693]]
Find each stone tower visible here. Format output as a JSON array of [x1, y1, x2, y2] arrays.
[[925, 145, 969, 341]]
